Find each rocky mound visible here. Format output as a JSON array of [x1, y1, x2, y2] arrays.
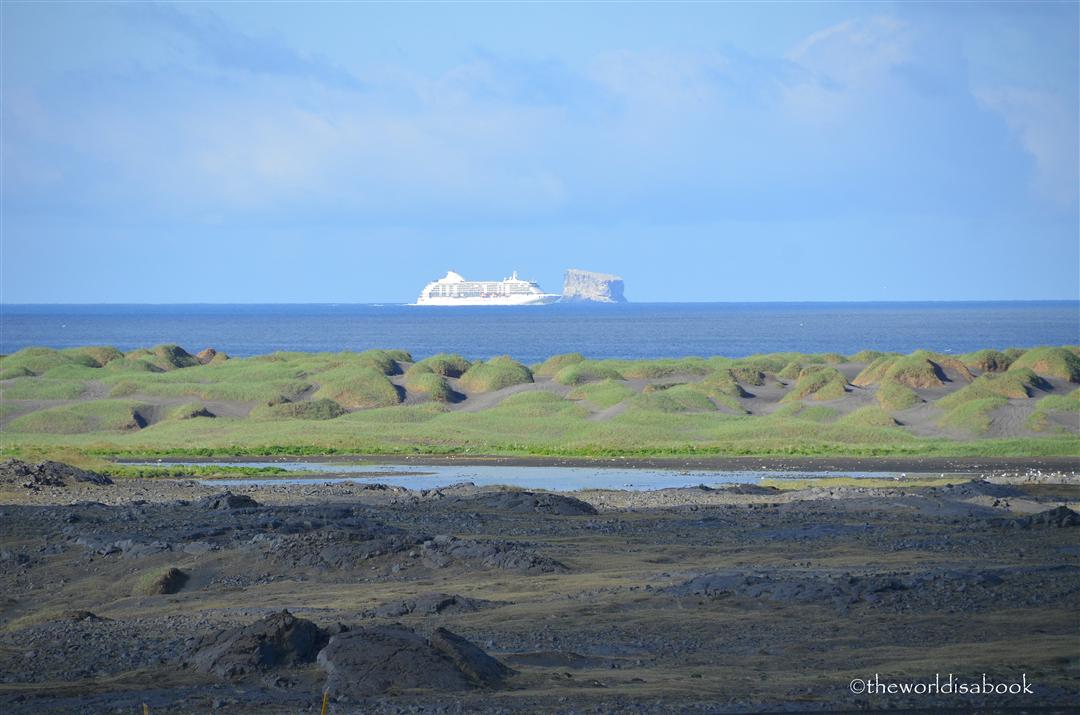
[[927, 480, 1027, 499], [363, 592, 504, 619], [185, 610, 327, 679], [452, 491, 598, 516], [197, 492, 260, 510], [136, 566, 189, 595], [318, 624, 512, 699], [671, 568, 1011, 611], [419, 534, 567, 573], [0, 459, 113, 488], [1009, 506, 1080, 529]]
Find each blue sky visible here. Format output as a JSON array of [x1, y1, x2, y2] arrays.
[[2, 1, 1077, 303]]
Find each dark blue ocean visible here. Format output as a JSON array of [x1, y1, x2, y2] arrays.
[[1, 302, 1077, 363]]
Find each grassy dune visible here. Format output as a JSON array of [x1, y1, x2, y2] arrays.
[[458, 356, 533, 392], [1, 344, 1078, 459]]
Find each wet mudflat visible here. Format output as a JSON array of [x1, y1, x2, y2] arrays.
[[1, 459, 1078, 714]]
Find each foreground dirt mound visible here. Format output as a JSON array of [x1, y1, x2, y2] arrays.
[[318, 624, 512, 699], [453, 491, 598, 516], [185, 610, 327, 679], [0, 459, 113, 488]]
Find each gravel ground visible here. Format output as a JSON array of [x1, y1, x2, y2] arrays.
[[1, 460, 1078, 714]]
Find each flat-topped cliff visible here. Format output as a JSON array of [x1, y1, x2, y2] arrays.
[[561, 268, 627, 303]]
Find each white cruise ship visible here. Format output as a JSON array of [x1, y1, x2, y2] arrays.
[[414, 271, 561, 306]]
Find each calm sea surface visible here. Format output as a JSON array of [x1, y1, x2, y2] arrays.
[[2, 302, 1077, 362]]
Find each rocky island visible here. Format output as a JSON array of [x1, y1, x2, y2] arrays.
[[561, 268, 627, 303]]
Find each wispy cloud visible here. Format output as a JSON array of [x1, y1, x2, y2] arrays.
[[118, 3, 363, 90]]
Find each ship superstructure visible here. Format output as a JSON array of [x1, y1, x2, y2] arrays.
[[414, 271, 560, 306]]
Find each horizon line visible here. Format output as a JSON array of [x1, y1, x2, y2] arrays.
[[3, 299, 1079, 307]]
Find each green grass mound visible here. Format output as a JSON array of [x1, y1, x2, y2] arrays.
[[1008, 347, 1080, 383], [937, 368, 1050, 410], [103, 357, 162, 373], [1033, 390, 1080, 413], [38, 364, 102, 380], [404, 368, 456, 403], [458, 356, 533, 393], [783, 367, 848, 402], [839, 405, 898, 428], [0, 366, 34, 380], [876, 381, 921, 411], [342, 349, 404, 376], [6, 400, 150, 434], [619, 358, 710, 380], [768, 402, 839, 423], [533, 353, 585, 378], [384, 349, 413, 363], [938, 397, 1008, 434], [2, 378, 89, 400], [62, 346, 124, 368], [632, 384, 717, 413], [735, 354, 791, 373], [125, 345, 200, 371], [567, 379, 636, 409], [0, 347, 99, 375], [777, 361, 804, 380], [253, 398, 346, 420], [413, 353, 472, 378], [168, 402, 215, 420], [553, 361, 624, 386], [852, 356, 898, 386], [487, 391, 580, 418], [728, 366, 766, 386], [882, 354, 948, 388], [849, 350, 893, 364], [687, 372, 750, 412], [314, 366, 401, 409], [962, 349, 1014, 373]]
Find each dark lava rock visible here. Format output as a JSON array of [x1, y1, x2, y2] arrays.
[[60, 610, 110, 622], [0, 458, 113, 488], [429, 627, 514, 686], [931, 480, 1026, 498], [1011, 506, 1080, 529], [317, 625, 512, 698], [420, 534, 567, 573], [197, 492, 261, 510], [139, 567, 189, 595], [452, 491, 598, 516], [186, 610, 326, 679], [671, 568, 1004, 609], [364, 592, 503, 619], [720, 484, 782, 495]]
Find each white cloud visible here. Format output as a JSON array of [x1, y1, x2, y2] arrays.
[[782, 16, 914, 123], [976, 86, 1079, 207]]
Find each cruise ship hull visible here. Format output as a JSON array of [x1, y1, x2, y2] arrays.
[[414, 293, 561, 306]]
